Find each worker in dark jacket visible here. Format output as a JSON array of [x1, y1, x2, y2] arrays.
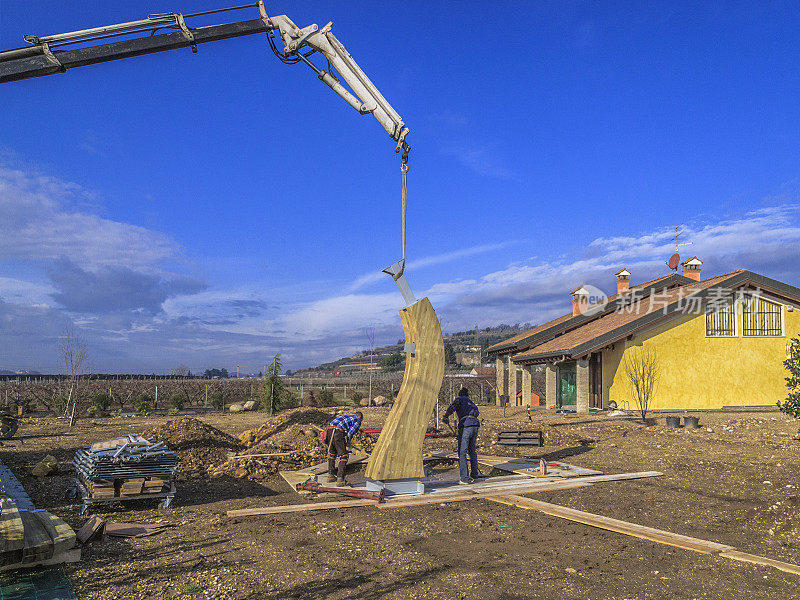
[[323, 411, 363, 486], [443, 387, 483, 484]]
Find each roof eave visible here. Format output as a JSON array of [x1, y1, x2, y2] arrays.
[[514, 270, 792, 364]]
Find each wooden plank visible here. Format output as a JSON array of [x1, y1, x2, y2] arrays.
[[278, 470, 316, 494], [0, 500, 24, 552], [227, 498, 377, 518], [229, 471, 662, 517], [76, 516, 106, 544], [20, 510, 54, 563], [494, 495, 734, 554], [366, 297, 445, 480], [0, 547, 81, 572], [720, 550, 800, 576], [32, 511, 76, 555], [377, 481, 593, 509], [301, 455, 368, 476], [0, 500, 24, 566]]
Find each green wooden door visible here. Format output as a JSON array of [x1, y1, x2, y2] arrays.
[[558, 363, 576, 408]]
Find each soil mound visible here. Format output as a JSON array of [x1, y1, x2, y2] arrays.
[[141, 418, 241, 473], [210, 408, 374, 481]]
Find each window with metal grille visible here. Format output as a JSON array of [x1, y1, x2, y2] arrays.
[[705, 296, 736, 336], [742, 295, 782, 336]]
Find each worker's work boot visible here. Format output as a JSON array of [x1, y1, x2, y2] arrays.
[[336, 478, 348, 488], [326, 474, 336, 484]]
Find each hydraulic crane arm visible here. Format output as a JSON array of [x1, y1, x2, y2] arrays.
[[0, 1, 409, 157]]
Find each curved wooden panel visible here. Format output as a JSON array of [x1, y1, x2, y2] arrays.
[[366, 297, 444, 480]]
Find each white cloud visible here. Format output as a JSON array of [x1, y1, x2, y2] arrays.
[[0, 163, 178, 271], [0, 277, 54, 305], [347, 241, 517, 291], [441, 140, 516, 180], [434, 204, 800, 331]]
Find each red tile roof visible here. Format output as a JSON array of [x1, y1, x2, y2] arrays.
[[487, 273, 686, 354], [513, 270, 750, 362]]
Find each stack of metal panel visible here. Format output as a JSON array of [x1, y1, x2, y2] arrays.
[[73, 435, 179, 482]]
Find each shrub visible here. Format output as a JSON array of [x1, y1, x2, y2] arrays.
[[350, 391, 363, 405], [53, 395, 71, 415], [208, 390, 225, 411], [168, 393, 185, 411], [91, 392, 113, 412], [282, 392, 300, 409], [133, 393, 153, 415], [318, 389, 335, 406], [780, 337, 800, 428]]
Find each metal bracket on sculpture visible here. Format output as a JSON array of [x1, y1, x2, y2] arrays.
[[383, 258, 416, 307]]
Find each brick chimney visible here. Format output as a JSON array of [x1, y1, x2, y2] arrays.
[[681, 256, 703, 282], [615, 268, 630, 294], [571, 286, 590, 316]]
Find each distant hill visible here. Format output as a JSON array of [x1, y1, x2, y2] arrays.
[[0, 369, 42, 375], [292, 323, 530, 375]]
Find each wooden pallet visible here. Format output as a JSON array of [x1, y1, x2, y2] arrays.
[[496, 430, 543, 446]]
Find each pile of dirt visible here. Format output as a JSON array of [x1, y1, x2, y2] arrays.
[[210, 408, 375, 481], [141, 418, 241, 473], [237, 408, 333, 447]]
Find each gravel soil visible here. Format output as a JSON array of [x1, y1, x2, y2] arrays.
[[1, 406, 799, 599]]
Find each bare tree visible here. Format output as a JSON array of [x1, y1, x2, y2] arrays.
[[60, 326, 88, 426], [365, 326, 375, 405], [624, 347, 660, 422], [174, 364, 189, 376]]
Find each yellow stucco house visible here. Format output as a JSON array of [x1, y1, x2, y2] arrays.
[[487, 259, 800, 412]]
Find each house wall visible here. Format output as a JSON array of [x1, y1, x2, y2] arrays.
[[603, 302, 800, 410]]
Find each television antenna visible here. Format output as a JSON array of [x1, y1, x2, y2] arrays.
[[666, 225, 693, 271]]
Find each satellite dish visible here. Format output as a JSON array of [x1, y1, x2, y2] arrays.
[[667, 253, 680, 271]]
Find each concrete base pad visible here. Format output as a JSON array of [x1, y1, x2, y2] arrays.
[[365, 478, 425, 496]]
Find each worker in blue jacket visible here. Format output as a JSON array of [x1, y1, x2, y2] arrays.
[[443, 387, 484, 484]]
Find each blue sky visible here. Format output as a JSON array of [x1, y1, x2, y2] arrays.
[[1, 1, 799, 373]]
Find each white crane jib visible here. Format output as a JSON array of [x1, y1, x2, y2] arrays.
[[263, 8, 410, 159]]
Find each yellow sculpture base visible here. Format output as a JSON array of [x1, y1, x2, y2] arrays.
[[365, 297, 444, 481]]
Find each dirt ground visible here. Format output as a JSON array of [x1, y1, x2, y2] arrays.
[[1, 406, 799, 600]]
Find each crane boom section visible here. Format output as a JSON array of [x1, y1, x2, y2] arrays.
[[0, 2, 409, 154]]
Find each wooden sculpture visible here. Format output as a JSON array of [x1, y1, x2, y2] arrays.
[[365, 297, 444, 481]]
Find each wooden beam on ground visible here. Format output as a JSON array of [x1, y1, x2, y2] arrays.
[[491, 495, 800, 577], [377, 480, 593, 509], [227, 499, 377, 517], [0, 500, 24, 566], [377, 471, 661, 508], [19, 511, 54, 563], [424, 452, 603, 478], [278, 470, 315, 493], [491, 495, 735, 554], [0, 547, 81, 572], [719, 550, 800, 576], [230, 471, 662, 517]]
